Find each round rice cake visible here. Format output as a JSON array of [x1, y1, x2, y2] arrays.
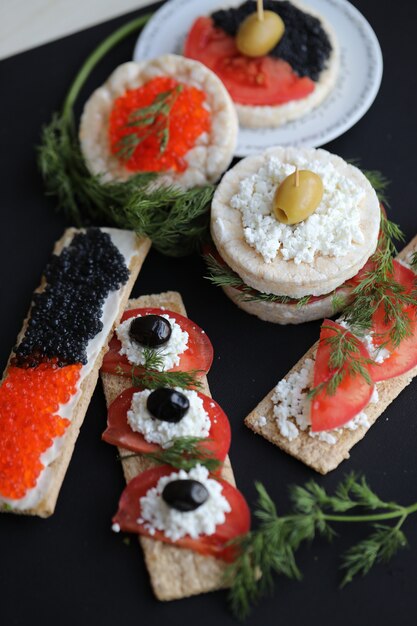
[[235, 3, 340, 128], [211, 146, 380, 299], [222, 284, 350, 324], [79, 54, 238, 189]]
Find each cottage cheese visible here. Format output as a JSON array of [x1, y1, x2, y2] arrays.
[[272, 358, 377, 445], [116, 313, 188, 371], [139, 465, 231, 541], [338, 319, 391, 364], [230, 155, 365, 265], [127, 388, 210, 448]]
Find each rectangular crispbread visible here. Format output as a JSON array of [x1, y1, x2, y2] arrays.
[[101, 291, 234, 601], [245, 235, 417, 475], [0, 228, 151, 517]]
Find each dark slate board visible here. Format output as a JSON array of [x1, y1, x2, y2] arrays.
[[0, 2, 416, 625]]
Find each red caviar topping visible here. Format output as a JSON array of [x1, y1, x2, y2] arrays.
[[0, 363, 81, 500], [108, 76, 211, 173]]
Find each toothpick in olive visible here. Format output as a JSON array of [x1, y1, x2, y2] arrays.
[[236, 11, 285, 58], [273, 168, 324, 225]]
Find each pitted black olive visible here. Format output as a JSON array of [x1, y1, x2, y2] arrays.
[[129, 315, 172, 348], [147, 388, 190, 423], [162, 479, 209, 512]]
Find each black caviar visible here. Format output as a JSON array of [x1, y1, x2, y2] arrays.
[[13, 229, 130, 367], [212, 0, 332, 81]]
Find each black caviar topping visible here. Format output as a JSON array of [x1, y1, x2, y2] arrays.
[[162, 479, 209, 512], [147, 388, 190, 423], [212, 0, 332, 81], [13, 228, 130, 368]]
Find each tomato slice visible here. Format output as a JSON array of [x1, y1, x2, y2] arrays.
[[113, 465, 250, 562], [101, 308, 213, 377], [310, 320, 374, 432], [367, 260, 417, 382], [184, 17, 314, 106], [102, 387, 231, 462]]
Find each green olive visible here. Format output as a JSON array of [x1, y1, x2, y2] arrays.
[[236, 11, 285, 57], [273, 170, 324, 225]]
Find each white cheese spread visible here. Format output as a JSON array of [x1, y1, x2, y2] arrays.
[[139, 465, 231, 541], [116, 313, 188, 371], [230, 155, 365, 265], [127, 388, 210, 448], [272, 358, 377, 445]]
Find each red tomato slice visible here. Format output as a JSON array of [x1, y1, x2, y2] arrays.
[[102, 387, 231, 462], [101, 308, 213, 377], [367, 260, 417, 382], [310, 320, 374, 432], [184, 17, 314, 106], [113, 465, 250, 562]]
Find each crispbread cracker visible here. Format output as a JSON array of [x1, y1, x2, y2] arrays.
[[101, 292, 235, 601], [245, 235, 417, 474], [0, 228, 150, 517]]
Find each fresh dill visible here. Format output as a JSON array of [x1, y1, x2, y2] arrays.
[[226, 474, 416, 620], [141, 347, 165, 371], [342, 215, 417, 348], [308, 324, 374, 398], [204, 254, 293, 304], [119, 436, 221, 473], [116, 85, 183, 159], [131, 367, 203, 391], [37, 14, 214, 257], [331, 291, 347, 313]]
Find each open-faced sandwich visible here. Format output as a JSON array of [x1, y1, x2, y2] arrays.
[[79, 54, 238, 189], [0, 228, 149, 516], [208, 146, 381, 324], [245, 233, 417, 473], [100, 291, 250, 601], [184, 0, 339, 128]]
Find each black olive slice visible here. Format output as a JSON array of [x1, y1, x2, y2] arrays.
[[147, 388, 190, 423], [162, 479, 209, 512], [129, 315, 172, 348]]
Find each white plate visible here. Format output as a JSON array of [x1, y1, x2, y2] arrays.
[[133, 0, 383, 156]]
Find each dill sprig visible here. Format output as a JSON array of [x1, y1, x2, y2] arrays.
[[119, 436, 221, 473], [361, 167, 391, 207], [130, 367, 203, 391], [226, 474, 416, 620], [204, 254, 294, 304], [342, 215, 416, 347], [308, 324, 374, 398], [116, 85, 183, 159], [37, 14, 214, 257]]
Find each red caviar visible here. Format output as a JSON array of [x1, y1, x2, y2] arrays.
[[0, 363, 81, 500], [108, 76, 211, 173]]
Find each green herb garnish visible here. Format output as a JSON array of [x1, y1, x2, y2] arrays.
[[226, 474, 416, 620], [204, 254, 293, 304], [308, 324, 374, 398], [120, 436, 221, 473], [37, 15, 214, 257], [116, 85, 183, 160], [131, 367, 203, 391], [342, 215, 417, 348]]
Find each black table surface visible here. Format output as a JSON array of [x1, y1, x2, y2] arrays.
[[1, 2, 416, 624]]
